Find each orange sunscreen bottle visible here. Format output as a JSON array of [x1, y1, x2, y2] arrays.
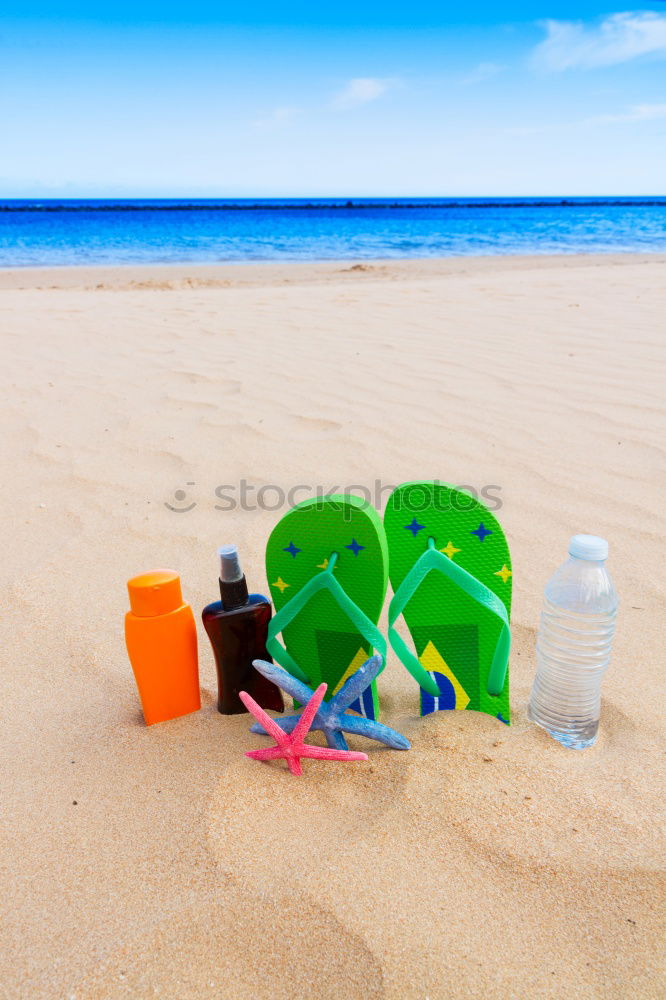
[[125, 569, 200, 725]]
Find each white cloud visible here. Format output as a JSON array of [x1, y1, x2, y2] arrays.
[[591, 102, 666, 123], [532, 11, 666, 71], [460, 62, 505, 85], [330, 77, 396, 110], [501, 101, 666, 136], [252, 106, 301, 129]]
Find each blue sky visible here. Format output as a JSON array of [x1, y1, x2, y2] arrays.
[[1, 3, 665, 196]]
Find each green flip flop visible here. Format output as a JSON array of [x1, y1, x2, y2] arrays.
[[265, 494, 388, 720], [384, 481, 512, 723]]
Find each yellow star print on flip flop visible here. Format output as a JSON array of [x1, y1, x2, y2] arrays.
[[440, 540, 460, 560]]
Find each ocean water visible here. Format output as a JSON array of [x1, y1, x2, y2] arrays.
[[1, 198, 665, 267]]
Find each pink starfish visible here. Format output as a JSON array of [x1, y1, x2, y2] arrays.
[[240, 682, 368, 776]]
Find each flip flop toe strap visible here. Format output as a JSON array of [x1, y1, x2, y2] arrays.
[[388, 540, 510, 698], [267, 556, 387, 684]]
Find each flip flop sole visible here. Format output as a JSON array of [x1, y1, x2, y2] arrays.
[[385, 481, 511, 723], [265, 495, 388, 720]]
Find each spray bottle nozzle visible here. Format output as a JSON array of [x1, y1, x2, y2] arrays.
[[218, 544, 243, 583]]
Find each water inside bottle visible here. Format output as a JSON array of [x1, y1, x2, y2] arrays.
[[528, 590, 617, 749]]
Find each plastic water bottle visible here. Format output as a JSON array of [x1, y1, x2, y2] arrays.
[[528, 535, 618, 749]]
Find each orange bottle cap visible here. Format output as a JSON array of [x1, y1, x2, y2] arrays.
[[127, 569, 184, 617]]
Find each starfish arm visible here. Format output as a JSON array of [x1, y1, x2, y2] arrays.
[[292, 683, 328, 742], [323, 726, 350, 752], [252, 659, 315, 706], [239, 691, 289, 746], [329, 655, 383, 712], [245, 745, 285, 761], [338, 713, 411, 750], [251, 714, 300, 736], [287, 755, 302, 776], [299, 745, 368, 762]]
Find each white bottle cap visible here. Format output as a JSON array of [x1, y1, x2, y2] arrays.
[[568, 534, 608, 561], [218, 544, 243, 582]]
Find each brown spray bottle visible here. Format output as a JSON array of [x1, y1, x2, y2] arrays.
[[202, 545, 284, 715]]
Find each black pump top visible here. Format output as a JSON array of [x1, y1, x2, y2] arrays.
[[218, 544, 249, 609]]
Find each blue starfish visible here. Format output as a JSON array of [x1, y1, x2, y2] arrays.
[[250, 655, 410, 752]]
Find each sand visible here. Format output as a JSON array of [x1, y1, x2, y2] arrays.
[[0, 254, 664, 999]]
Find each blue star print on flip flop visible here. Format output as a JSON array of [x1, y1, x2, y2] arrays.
[[283, 542, 301, 557], [345, 539, 365, 556], [404, 518, 425, 537], [470, 522, 492, 542]]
